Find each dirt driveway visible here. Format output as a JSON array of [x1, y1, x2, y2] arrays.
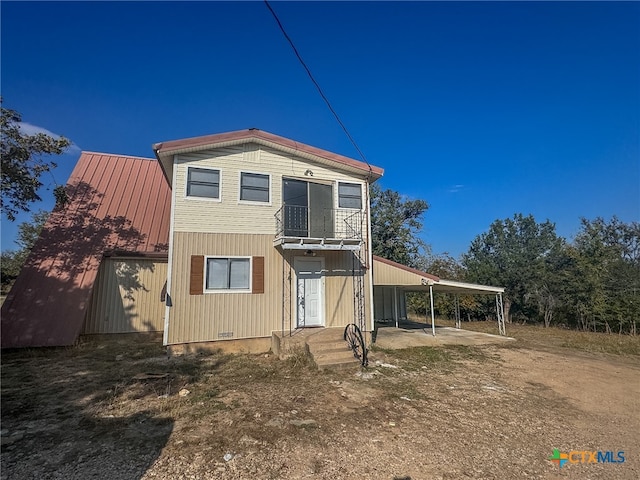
[[1, 327, 638, 479]]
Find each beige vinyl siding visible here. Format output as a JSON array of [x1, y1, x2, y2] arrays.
[[166, 232, 371, 344], [172, 144, 367, 234], [167, 233, 280, 344], [373, 259, 431, 286], [83, 258, 168, 334], [315, 250, 368, 328]]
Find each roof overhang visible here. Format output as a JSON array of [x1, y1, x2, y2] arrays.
[[373, 256, 504, 295], [153, 129, 384, 186], [431, 279, 504, 295]]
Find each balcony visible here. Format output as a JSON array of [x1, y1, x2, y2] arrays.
[[274, 205, 364, 251]]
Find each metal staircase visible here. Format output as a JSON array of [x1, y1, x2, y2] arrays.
[[281, 250, 292, 337], [352, 250, 366, 339]]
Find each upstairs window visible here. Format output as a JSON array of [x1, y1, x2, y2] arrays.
[[240, 172, 270, 203], [186, 167, 220, 199], [338, 182, 362, 209]]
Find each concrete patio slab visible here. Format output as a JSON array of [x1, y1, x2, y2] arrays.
[[374, 323, 515, 349]]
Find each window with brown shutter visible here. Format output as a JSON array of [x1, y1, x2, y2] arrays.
[[252, 256, 264, 294], [193, 255, 263, 294], [190, 255, 204, 295]]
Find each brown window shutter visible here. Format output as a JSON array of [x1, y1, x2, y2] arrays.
[[252, 256, 264, 294], [190, 255, 204, 295]]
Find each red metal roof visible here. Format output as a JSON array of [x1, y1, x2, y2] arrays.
[[1, 152, 171, 348], [153, 128, 384, 183]]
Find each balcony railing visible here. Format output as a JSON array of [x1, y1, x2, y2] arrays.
[[275, 205, 364, 241]]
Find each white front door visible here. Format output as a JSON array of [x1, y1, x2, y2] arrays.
[[294, 258, 324, 328]]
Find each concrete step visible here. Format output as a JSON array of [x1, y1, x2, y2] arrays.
[[314, 354, 361, 370], [312, 347, 358, 362], [310, 345, 363, 369], [307, 341, 346, 353], [305, 329, 345, 345], [308, 345, 351, 357], [303, 327, 365, 369]]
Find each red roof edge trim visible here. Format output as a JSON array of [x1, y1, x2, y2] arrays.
[[153, 129, 384, 179], [373, 255, 440, 282]]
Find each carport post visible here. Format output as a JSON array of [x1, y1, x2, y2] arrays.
[[393, 286, 399, 329], [429, 284, 436, 336], [454, 294, 461, 329], [496, 293, 506, 336]]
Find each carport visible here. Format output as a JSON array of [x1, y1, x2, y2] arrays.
[[372, 256, 506, 336]]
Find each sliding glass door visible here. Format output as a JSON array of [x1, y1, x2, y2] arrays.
[[283, 179, 334, 238]]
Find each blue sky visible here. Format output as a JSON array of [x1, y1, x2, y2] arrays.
[[2, 1, 639, 259]]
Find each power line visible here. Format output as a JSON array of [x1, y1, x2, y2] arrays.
[[263, 0, 372, 175]]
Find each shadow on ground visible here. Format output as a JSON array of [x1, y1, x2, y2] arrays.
[[0, 338, 225, 480]]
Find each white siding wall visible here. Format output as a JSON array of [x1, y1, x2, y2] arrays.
[[172, 144, 368, 234]]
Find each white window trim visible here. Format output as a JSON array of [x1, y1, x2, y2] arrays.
[[203, 255, 253, 293], [184, 166, 222, 203], [336, 180, 364, 210], [238, 170, 272, 205]]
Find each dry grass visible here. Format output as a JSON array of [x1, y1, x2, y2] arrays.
[[405, 313, 640, 356], [2, 327, 640, 479], [435, 318, 640, 356]]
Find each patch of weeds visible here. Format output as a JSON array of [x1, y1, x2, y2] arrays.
[[455, 321, 640, 357], [284, 346, 316, 371], [188, 386, 221, 404], [384, 346, 454, 371], [367, 373, 426, 402], [169, 358, 204, 381], [219, 354, 261, 377], [394, 381, 425, 401], [442, 345, 500, 363], [560, 334, 640, 356], [186, 401, 227, 421], [214, 354, 283, 388], [266, 461, 288, 480], [155, 397, 188, 417], [310, 458, 324, 474]]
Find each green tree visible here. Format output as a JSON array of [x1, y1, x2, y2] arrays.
[[1, 209, 49, 293], [462, 213, 564, 324], [409, 253, 481, 320], [568, 217, 640, 333], [524, 240, 570, 328], [1, 102, 70, 221], [370, 183, 430, 268]]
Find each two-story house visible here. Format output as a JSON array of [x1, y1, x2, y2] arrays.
[[153, 129, 384, 353], [2, 129, 505, 351]]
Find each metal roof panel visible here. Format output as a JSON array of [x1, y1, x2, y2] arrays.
[[1, 152, 171, 348]]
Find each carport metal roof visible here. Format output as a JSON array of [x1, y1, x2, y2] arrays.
[[373, 256, 504, 294], [372, 256, 506, 336]]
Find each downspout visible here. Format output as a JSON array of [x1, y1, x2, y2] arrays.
[[155, 148, 177, 347], [365, 176, 376, 336]]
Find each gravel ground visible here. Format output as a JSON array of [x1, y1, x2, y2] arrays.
[[1, 333, 638, 479]]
